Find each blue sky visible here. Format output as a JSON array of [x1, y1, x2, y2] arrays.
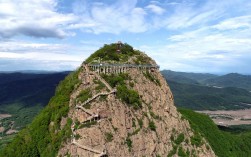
[[0, 0, 251, 74]]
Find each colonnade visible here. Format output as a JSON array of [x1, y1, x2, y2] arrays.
[[88, 63, 159, 74]]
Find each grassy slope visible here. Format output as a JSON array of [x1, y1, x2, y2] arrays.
[[179, 108, 251, 157], [0, 70, 80, 157]]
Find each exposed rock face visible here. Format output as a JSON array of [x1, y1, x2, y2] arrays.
[[58, 47, 215, 157]]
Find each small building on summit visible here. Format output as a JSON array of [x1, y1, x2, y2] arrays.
[[116, 41, 123, 53]]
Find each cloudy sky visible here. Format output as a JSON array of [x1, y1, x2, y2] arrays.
[[0, 0, 251, 74]]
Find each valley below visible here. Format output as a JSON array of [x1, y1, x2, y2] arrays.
[[197, 109, 251, 126]]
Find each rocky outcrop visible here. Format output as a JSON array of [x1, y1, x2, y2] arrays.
[[58, 45, 215, 157], [58, 62, 215, 157]]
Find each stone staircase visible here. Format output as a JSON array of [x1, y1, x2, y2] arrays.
[[71, 64, 119, 156], [80, 90, 116, 106], [72, 139, 106, 157]]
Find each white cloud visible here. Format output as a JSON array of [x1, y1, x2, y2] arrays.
[[163, 1, 224, 30], [145, 4, 165, 15], [0, 40, 85, 61], [148, 25, 251, 73], [0, 39, 103, 71], [70, 0, 148, 34], [213, 15, 251, 30], [0, 35, 131, 72], [0, 51, 81, 61], [0, 59, 80, 71], [0, 0, 76, 38]]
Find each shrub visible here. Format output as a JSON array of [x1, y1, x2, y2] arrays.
[[101, 73, 130, 88], [138, 119, 143, 128], [150, 111, 160, 120], [143, 71, 160, 86], [129, 82, 134, 87], [78, 121, 97, 129], [132, 118, 136, 128], [149, 121, 156, 131], [101, 73, 141, 109], [126, 137, 132, 151], [75, 134, 81, 140], [83, 103, 91, 109], [178, 147, 188, 157], [105, 132, 113, 142], [175, 133, 185, 145], [191, 133, 202, 147], [134, 54, 151, 64], [94, 80, 106, 91], [77, 88, 92, 103], [85, 43, 137, 63], [74, 120, 80, 130], [168, 144, 177, 157], [99, 95, 107, 101], [170, 134, 175, 142], [130, 128, 141, 136], [117, 85, 142, 109]]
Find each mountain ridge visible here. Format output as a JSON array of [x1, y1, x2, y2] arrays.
[[161, 70, 251, 110], [161, 70, 218, 84], [161, 70, 251, 90], [203, 73, 251, 91]]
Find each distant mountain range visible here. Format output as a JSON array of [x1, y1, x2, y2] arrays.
[[161, 70, 251, 110], [161, 70, 217, 84], [0, 72, 70, 108], [203, 73, 251, 91], [162, 70, 251, 91]]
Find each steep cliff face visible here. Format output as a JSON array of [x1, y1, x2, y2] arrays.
[[58, 43, 215, 157]]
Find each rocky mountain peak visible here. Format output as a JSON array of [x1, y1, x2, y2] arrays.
[[58, 43, 215, 157]]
